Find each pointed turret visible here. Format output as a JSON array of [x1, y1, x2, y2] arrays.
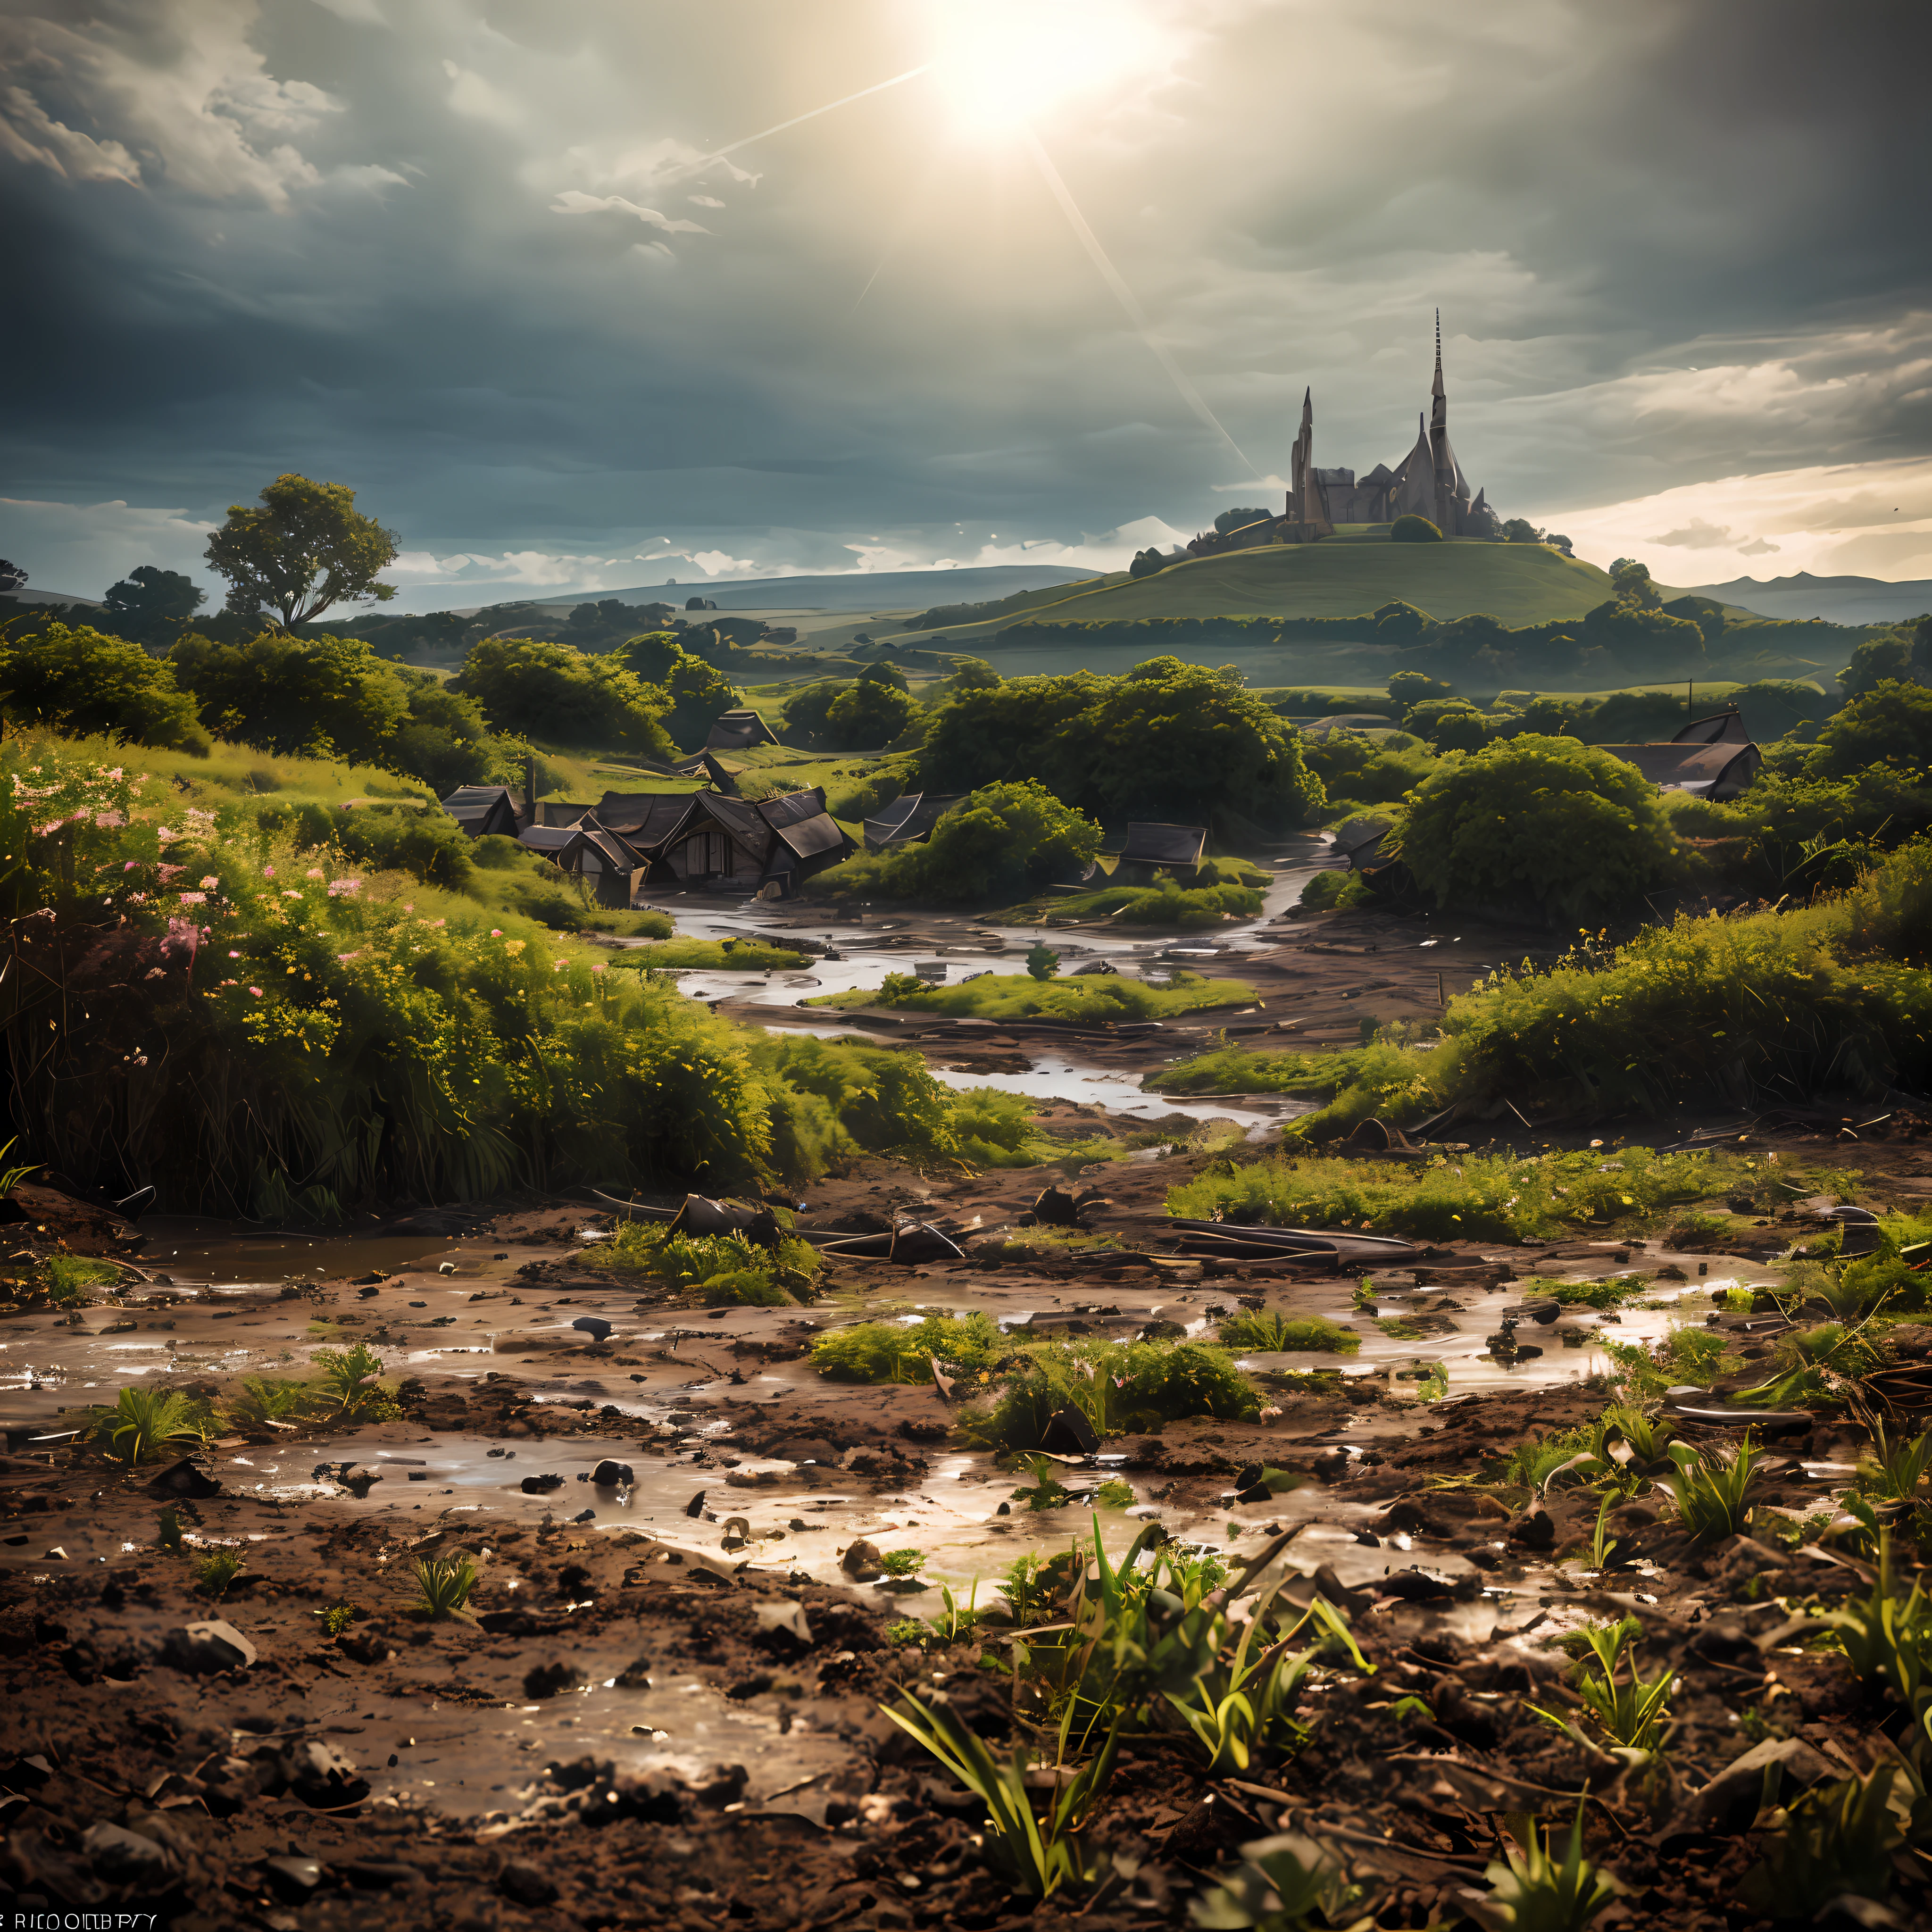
[[1285, 385, 1331, 538]]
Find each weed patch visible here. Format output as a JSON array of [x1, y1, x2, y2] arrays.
[[810, 1313, 1008, 1384], [1218, 1309, 1360, 1354], [959, 1339, 1257, 1451], [810, 967, 1253, 1024], [578, 1221, 820, 1306]]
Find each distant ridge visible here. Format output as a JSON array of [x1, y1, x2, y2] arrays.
[[1685, 572, 1932, 625], [493, 563, 1092, 616]]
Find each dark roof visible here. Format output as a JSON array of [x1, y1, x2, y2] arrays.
[[518, 820, 643, 868], [862, 791, 966, 851], [439, 784, 524, 835], [1672, 709, 1750, 746], [768, 811, 846, 862], [705, 708, 780, 751], [518, 825, 582, 853], [534, 800, 592, 827], [756, 785, 829, 829], [668, 790, 766, 844], [1119, 823, 1208, 868], [594, 792, 700, 846], [1598, 741, 1761, 797]]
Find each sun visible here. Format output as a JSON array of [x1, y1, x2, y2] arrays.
[[924, 0, 1174, 136]]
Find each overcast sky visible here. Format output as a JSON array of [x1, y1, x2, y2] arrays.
[[4, 0, 1930, 609]]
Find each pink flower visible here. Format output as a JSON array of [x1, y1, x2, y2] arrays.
[[283, 889, 302, 899], [123, 861, 136, 872], [158, 865, 185, 882], [199, 875, 219, 890], [490, 929, 503, 938], [248, 986, 263, 998], [95, 810, 125, 829], [306, 867, 324, 879], [177, 891, 207, 906], [402, 902, 415, 913], [325, 878, 361, 897], [336, 951, 361, 963], [228, 949, 242, 958], [591, 963, 606, 974], [262, 865, 276, 879], [552, 960, 565, 972], [158, 827, 179, 843]]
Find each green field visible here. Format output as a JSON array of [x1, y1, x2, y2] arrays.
[[901, 538, 1616, 637]]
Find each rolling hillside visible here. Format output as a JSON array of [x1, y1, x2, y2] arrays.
[[904, 537, 1616, 637]]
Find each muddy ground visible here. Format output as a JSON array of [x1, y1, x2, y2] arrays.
[[7, 881, 1932, 1930]]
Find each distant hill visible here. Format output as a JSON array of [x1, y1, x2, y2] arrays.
[[504, 563, 1092, 616], [1682, 572, 1932, 625], [902, 537, 1615, 638]]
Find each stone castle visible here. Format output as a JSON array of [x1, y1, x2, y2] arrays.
[[1286, 313, 1489, 538], [1183, 315, 1493, 559]]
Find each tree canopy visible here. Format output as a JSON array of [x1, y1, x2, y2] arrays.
[[810, 780, 1100, 904], [918, 656, 1324, 832], [451, 636, 673, 756], [825, 678, 920, 749], [103, 566, 206, 629], [1808, 679, 1932, 780], [1399, 733, 1675, 922], [171, 628, 412, 762], [0, 623, 210, 753], [1214, 507, 1275, 533], [1391, 516, 1442, 543], [203, 474, 399, 628]]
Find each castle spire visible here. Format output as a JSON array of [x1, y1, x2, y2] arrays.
[[1432, 308, 1443, 398]]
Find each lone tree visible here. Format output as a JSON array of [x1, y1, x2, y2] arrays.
[[0, 560, 25, 595], [203, 474, 399, 629], [104, 565, 206, 626]]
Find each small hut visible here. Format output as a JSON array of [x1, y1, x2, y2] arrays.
[[705, 708, 781, 753], [1113, 823, 1208, 886], [861, 792, 966, 852]]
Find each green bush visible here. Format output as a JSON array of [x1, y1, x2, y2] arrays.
[[806, 779, 1100, 903], [451, 636, 673, 755], [1297, 870, 1369, 911], [1399, 733, 1678, 922], [812, 966, 1251, 1024], [960, 1339, 1257, 1449], [0, 623, 211, 753], [1808, 679, 1932, 781], [1025, 877, 1263, 926], [811, 1312, 1008, 1383], [1218, 1310, 1359, 1353], [1390, 516, 1442, 542]]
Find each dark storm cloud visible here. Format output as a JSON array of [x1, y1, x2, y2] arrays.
[[2, 0, 1929, 604]]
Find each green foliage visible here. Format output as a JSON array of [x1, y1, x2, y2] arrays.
[[222, 1374, 316, 1426], [310, 1342, 399, 1418], [882, 1690, 1119, 1900], [202, 473, 399, 629], [1399, 733, 1678, 922], [1301, 731, 1436, 810], [43, 1255, 119, 1308], [918, 658, 1325, 832], [0, 623, 212, 754], [1812, 1534, 1932, 1723], [1837, 633, 1925, 700], [1389, 516, 1441, 543], [1659, 1435, 1761, 1543], [816, 965, 1249, 1024], [1026, 941, 1060, 980], [193, 1549, 245, 1599], [1388, 669, 1454, 708], [1168, 1144, 1740, 1242], [1218, 1309, 1360, 1354], [451, 636, 673, 755], [1739, 1764, 1915, 1922], [616, 635, 741, 751], [1462, 1807, 1619, 1932], [1532, 1619, 1673, 1751], [809, 779, 1101, 904], [316, 1604, 356, 1637], [157, 1507, 185, 1552], [410, 1555, 478, 1618], [824, 677, 920, 749], [1034, 876, 1265, 926], [1857, 1424, 1932, 1507], [104, 565, 206, 634], [1809, 677, 1932, 780], [810, 1312, 1008, 1383], [1296, 870, 1371, 911], [880, 1548, 926, 1577], [91, 1387, 207, 1464], [577, 1220, 819, 1305], [960, 1338, 1258, 1450]]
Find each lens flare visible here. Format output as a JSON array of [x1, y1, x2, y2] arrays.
[[926, 0, 1173, 136]]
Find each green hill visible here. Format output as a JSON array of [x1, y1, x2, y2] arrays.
[[909, 537, 1615, 638]]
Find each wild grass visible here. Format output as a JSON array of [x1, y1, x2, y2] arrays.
[[409, 1555, 478, 1619], [1218, 1309, 1360, 1354], [1465, 1807, 1620, 1932], [1168, 1145, 1751, 1243], [808, 968, 1254, 1024], [1205, 838, 1932, 1137], [316, 1604, 356, 1637], [1194, 1834, 1366, 1932], [810, 1312, 1008, 1383], [44, 1256, 121, 1308], [88, 1387, 209, 1463], [193, 1550, 245, 1598], [958, 1338, 1258, 1451], [577, 1220, 820, 1305], [1533, 1620, 1674, 1752], [999, 877, 1265, 928], [1738, 1765, 1916, 1924], [608, 938, 807, 972], [1659, 1436, 1763, 1542], [310, 1342, 400, 1418]]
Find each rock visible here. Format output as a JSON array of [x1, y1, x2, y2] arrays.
[[346, 1861, 423, 1889], [841, 1539, 884, 1582], [755, 1601, 815, 1646], [571, 1508, 595, 1524], [520, 1473, 565, 1494], [1032, 1186, 1081, 1226], [591, 1459, 633, 1487], [1665, 1736, 1834, 1841], [338, 1628, 389, 1665], [165, 1618, 257, 1674], [572, 1316, 614, 1343], [281, 1739, 371, 1808], [1041, 1406, 1100, 1456], [500, 1861, 558, 1907], [145, 1457, 221, 1499], [83, 1822, 176, 1885], [524, 1661, 582, 1699], [684, 1491, 707, 1517], [263, 1856, 325, 1900]]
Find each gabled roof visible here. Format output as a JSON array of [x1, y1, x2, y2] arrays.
[[594, 792, 701, 847], [668, 789, 766, 844], [1672, 709, 1751, 746], [517, 820, 643, 868], [863, 791, 966, 851], [1597, 741, 1761, 797], [1120, 823, 1208, 868], [755, 785, 829, 829], [768, 812, 846, 861], [439, 784, 524, 834], [518, 824, 583, 853], [705, 708, 780, 751]]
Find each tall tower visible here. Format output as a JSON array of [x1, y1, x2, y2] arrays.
[[1287, 388, 1332, 537], [1428, 309, 1455, 533]]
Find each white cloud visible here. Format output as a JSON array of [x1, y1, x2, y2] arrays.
[[0, 0, 348, 208], [688, 194, 725, 208], [0, 496, 217, 601], [441, 60, 522, 130], [1541, 455, 1932, 584], [550, 189, 708, 234]]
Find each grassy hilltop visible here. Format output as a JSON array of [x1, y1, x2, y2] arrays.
[[899, 537, 1616, 639]]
